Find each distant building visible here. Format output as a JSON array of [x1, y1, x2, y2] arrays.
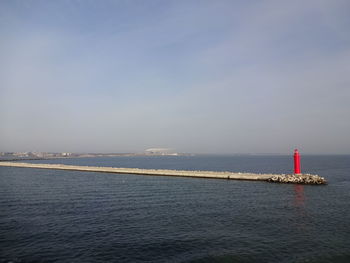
[[144, 148, 177, 155]]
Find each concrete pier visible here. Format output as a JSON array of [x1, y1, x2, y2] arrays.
[[0, 161, 275, 181], [0, 162, 326, 184]]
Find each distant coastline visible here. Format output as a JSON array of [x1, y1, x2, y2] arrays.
[[0, 151, 192, 161], [1, 151, 348, 162]]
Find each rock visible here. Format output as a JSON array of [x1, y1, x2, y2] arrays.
[[267, 173, 327, 185]]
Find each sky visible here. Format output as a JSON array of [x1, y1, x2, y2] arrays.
[[1, 0, 350, 154]]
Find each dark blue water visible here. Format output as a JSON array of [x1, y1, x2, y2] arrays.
[[1, 155, 350, 262]]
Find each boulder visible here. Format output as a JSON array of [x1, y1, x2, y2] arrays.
[[267, 174, 327, 185]]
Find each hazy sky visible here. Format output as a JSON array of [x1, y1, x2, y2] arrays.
[[1, 0, 350, 154]]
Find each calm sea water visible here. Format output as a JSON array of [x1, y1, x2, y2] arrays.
[[1, 155, 350, 263]]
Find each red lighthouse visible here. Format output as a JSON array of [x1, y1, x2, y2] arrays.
[[294, 149, 301, 175]]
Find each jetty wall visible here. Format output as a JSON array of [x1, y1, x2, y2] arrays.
[[0, 162, 275, 181]]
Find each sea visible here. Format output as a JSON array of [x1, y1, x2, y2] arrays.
[[0, 155, 349, 263]]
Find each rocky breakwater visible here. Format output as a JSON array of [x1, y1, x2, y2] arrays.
[[268, 174, 327, 185]]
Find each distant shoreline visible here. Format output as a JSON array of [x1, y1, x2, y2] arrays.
[[1, 153, 349, 162], [0, 153, 191, 162]]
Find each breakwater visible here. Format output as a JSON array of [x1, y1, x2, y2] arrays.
[[0, 162, 275, 181], [268, 173, 327, 184], [0, 162, 326, 184]]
